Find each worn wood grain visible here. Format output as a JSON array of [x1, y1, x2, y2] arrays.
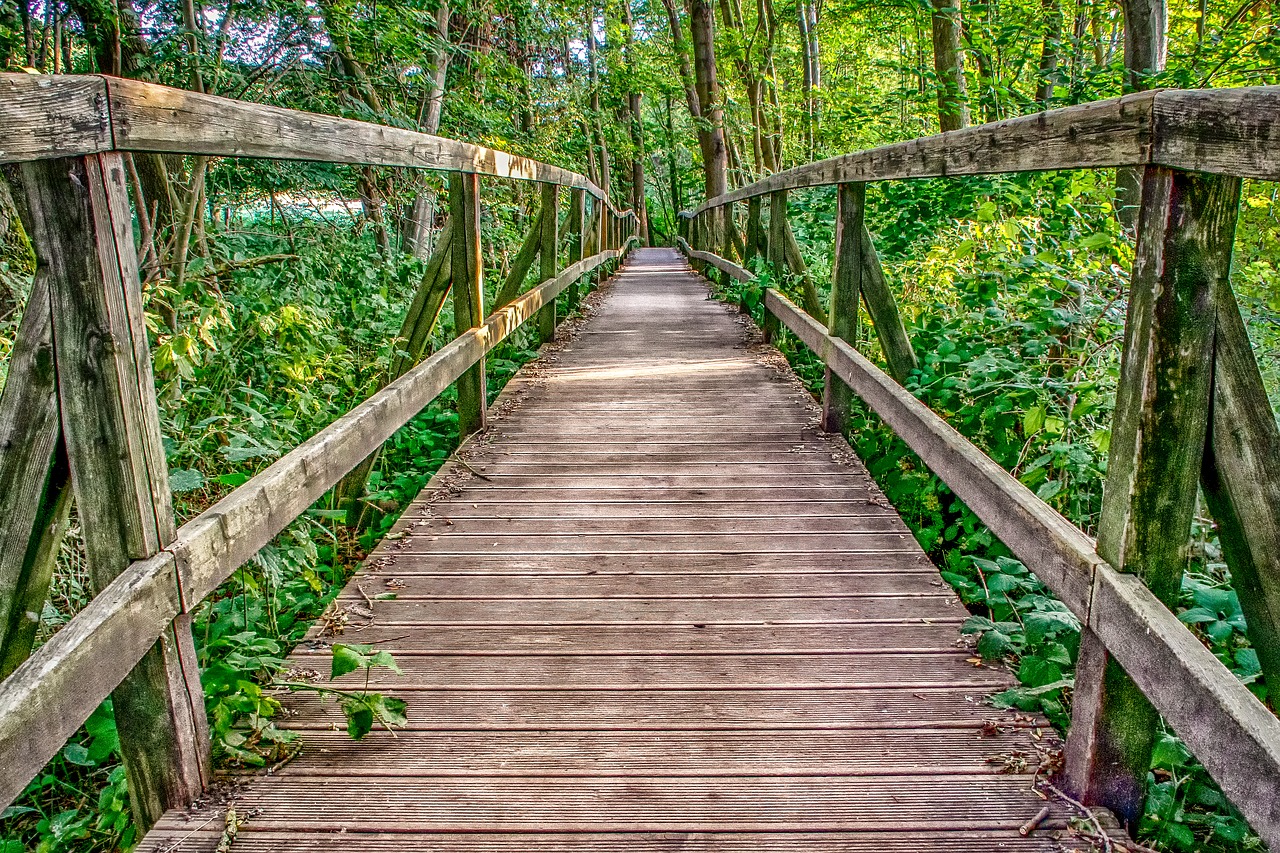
[[693, 92, 1159, 213], [0, 74, 111, 163], [19, 153, 210, 827], [1065, 167, 1240, 827], [103, 77, 606, 196]]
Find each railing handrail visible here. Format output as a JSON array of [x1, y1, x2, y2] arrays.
[[673, 230, 1280, 847], [0, 235, 638, 807], [0, 73, 642, 218], [685, 85, 1280, 215]]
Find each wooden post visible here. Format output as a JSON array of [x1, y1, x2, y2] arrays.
[[1064, 167, 1241, 828], [20, 153, 211, 829], [745, 196, 762, 264], [1201, 281, 1280, 697], [0, 275, 72, 678], [722, 201, 735, 260], [768, 190, 787, 280], [822, 183, 864, 434], [536, 183, 559, 343], [857, 224, 918, 384], [450, 171, 486, 438], [568, 189, 586, 305]]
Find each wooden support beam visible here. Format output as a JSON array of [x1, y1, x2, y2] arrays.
[[0, 274, 72, 678], [19, 153, 210, 829], [857, 225, 918, 384], [745, 197, 762, 264], [567, 189, 586, 305], [450, 171, 486, 438], [768, 191, 786, 278], [1201, 282, 1280, 703], [823, 183, 864, 434], [496, 208, 545, 309], [1064, 167, 1241, 827], [536, 183, 559, 343], [336, 218, 456, 528]]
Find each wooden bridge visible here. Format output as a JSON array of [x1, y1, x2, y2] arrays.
[[1, 75, 1279, 852]]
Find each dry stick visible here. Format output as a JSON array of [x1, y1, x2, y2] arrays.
[[1042, 781, 1114, 853], [1018, 805, 1052, 836]]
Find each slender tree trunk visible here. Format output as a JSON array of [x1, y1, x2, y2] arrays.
[[622, 0, 651, 244], [401, 2, 451, 258], [585, 12, 611, 197], [930, 0, 971, 131], [1037, 0, 1063, 105], [1115, 0, 1167, 228], [690, 0, 729, 202]]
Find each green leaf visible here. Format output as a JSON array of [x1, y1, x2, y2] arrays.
[[342, 699, 375, 740], [1021, 404, 1046, 436], [330, 644, 368, 680], [168, 468, 206, 493], [367, 650, 403, 674], [61, 743, 94, 766], [216, 472, 251, 487], [977, 628, 1012, 659]]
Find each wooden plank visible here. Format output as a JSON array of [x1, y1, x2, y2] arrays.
[[692, 91, 1158, 213], [138, 829, 1061, 853], [0, 74, 111, 163], [290, 623, 964, 652], [275, 686, 1034, 730], [1152, 86, 1280, 181], [1065, 167, 1240, 826], [19, 153, 210, 826], [391, 532, 917, 554], [344, 596, 960, 626], [242, 728, 1045, 775], [406, 517, 905, 534], [336, 572, 937, 598], [102, 77, 605, 196], [129, 774, 1055, 830]]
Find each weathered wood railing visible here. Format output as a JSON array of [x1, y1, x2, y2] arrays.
[[678, 85, 1280, 847], [0, 73, 637, 828]]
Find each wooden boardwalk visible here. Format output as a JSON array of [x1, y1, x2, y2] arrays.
[[140, 248, 1064, 852]]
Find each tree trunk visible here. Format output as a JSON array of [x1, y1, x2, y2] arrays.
[[401, 2, 451, 259], [585, 12, 611, 197], [930, 0, 970, 131], [690, 0, 729, 249], [1037, 0, 1063, 105], [622, 0, 651, 245], [1115, 0, 1167, 229]]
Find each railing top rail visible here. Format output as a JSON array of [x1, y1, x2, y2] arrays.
[[688, 85, 1280, 215], [0, 73, 625, 208]]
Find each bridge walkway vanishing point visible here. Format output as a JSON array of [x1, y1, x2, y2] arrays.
[[138, 248, 1066, 852]]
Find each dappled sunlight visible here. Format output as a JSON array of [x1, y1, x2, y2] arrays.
[[544, 356, 758, 383]]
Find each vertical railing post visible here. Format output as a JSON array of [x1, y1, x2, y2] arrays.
[[768, 190, 787, 279], [822, 183, 864, 434], [568, 189, 586, 305], [19, 153, 211, 830], [450, 171, 486, 437], [1064, 166, 1242, 827], [745, 196, 762, 264], [722, 201, 735, 260], [537, 183, 559, 343]]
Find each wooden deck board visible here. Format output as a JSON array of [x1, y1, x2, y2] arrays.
[[136, 249, 1062, 852]]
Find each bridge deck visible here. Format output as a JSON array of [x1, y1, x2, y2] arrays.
[[140, 248, 1064, 852]]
